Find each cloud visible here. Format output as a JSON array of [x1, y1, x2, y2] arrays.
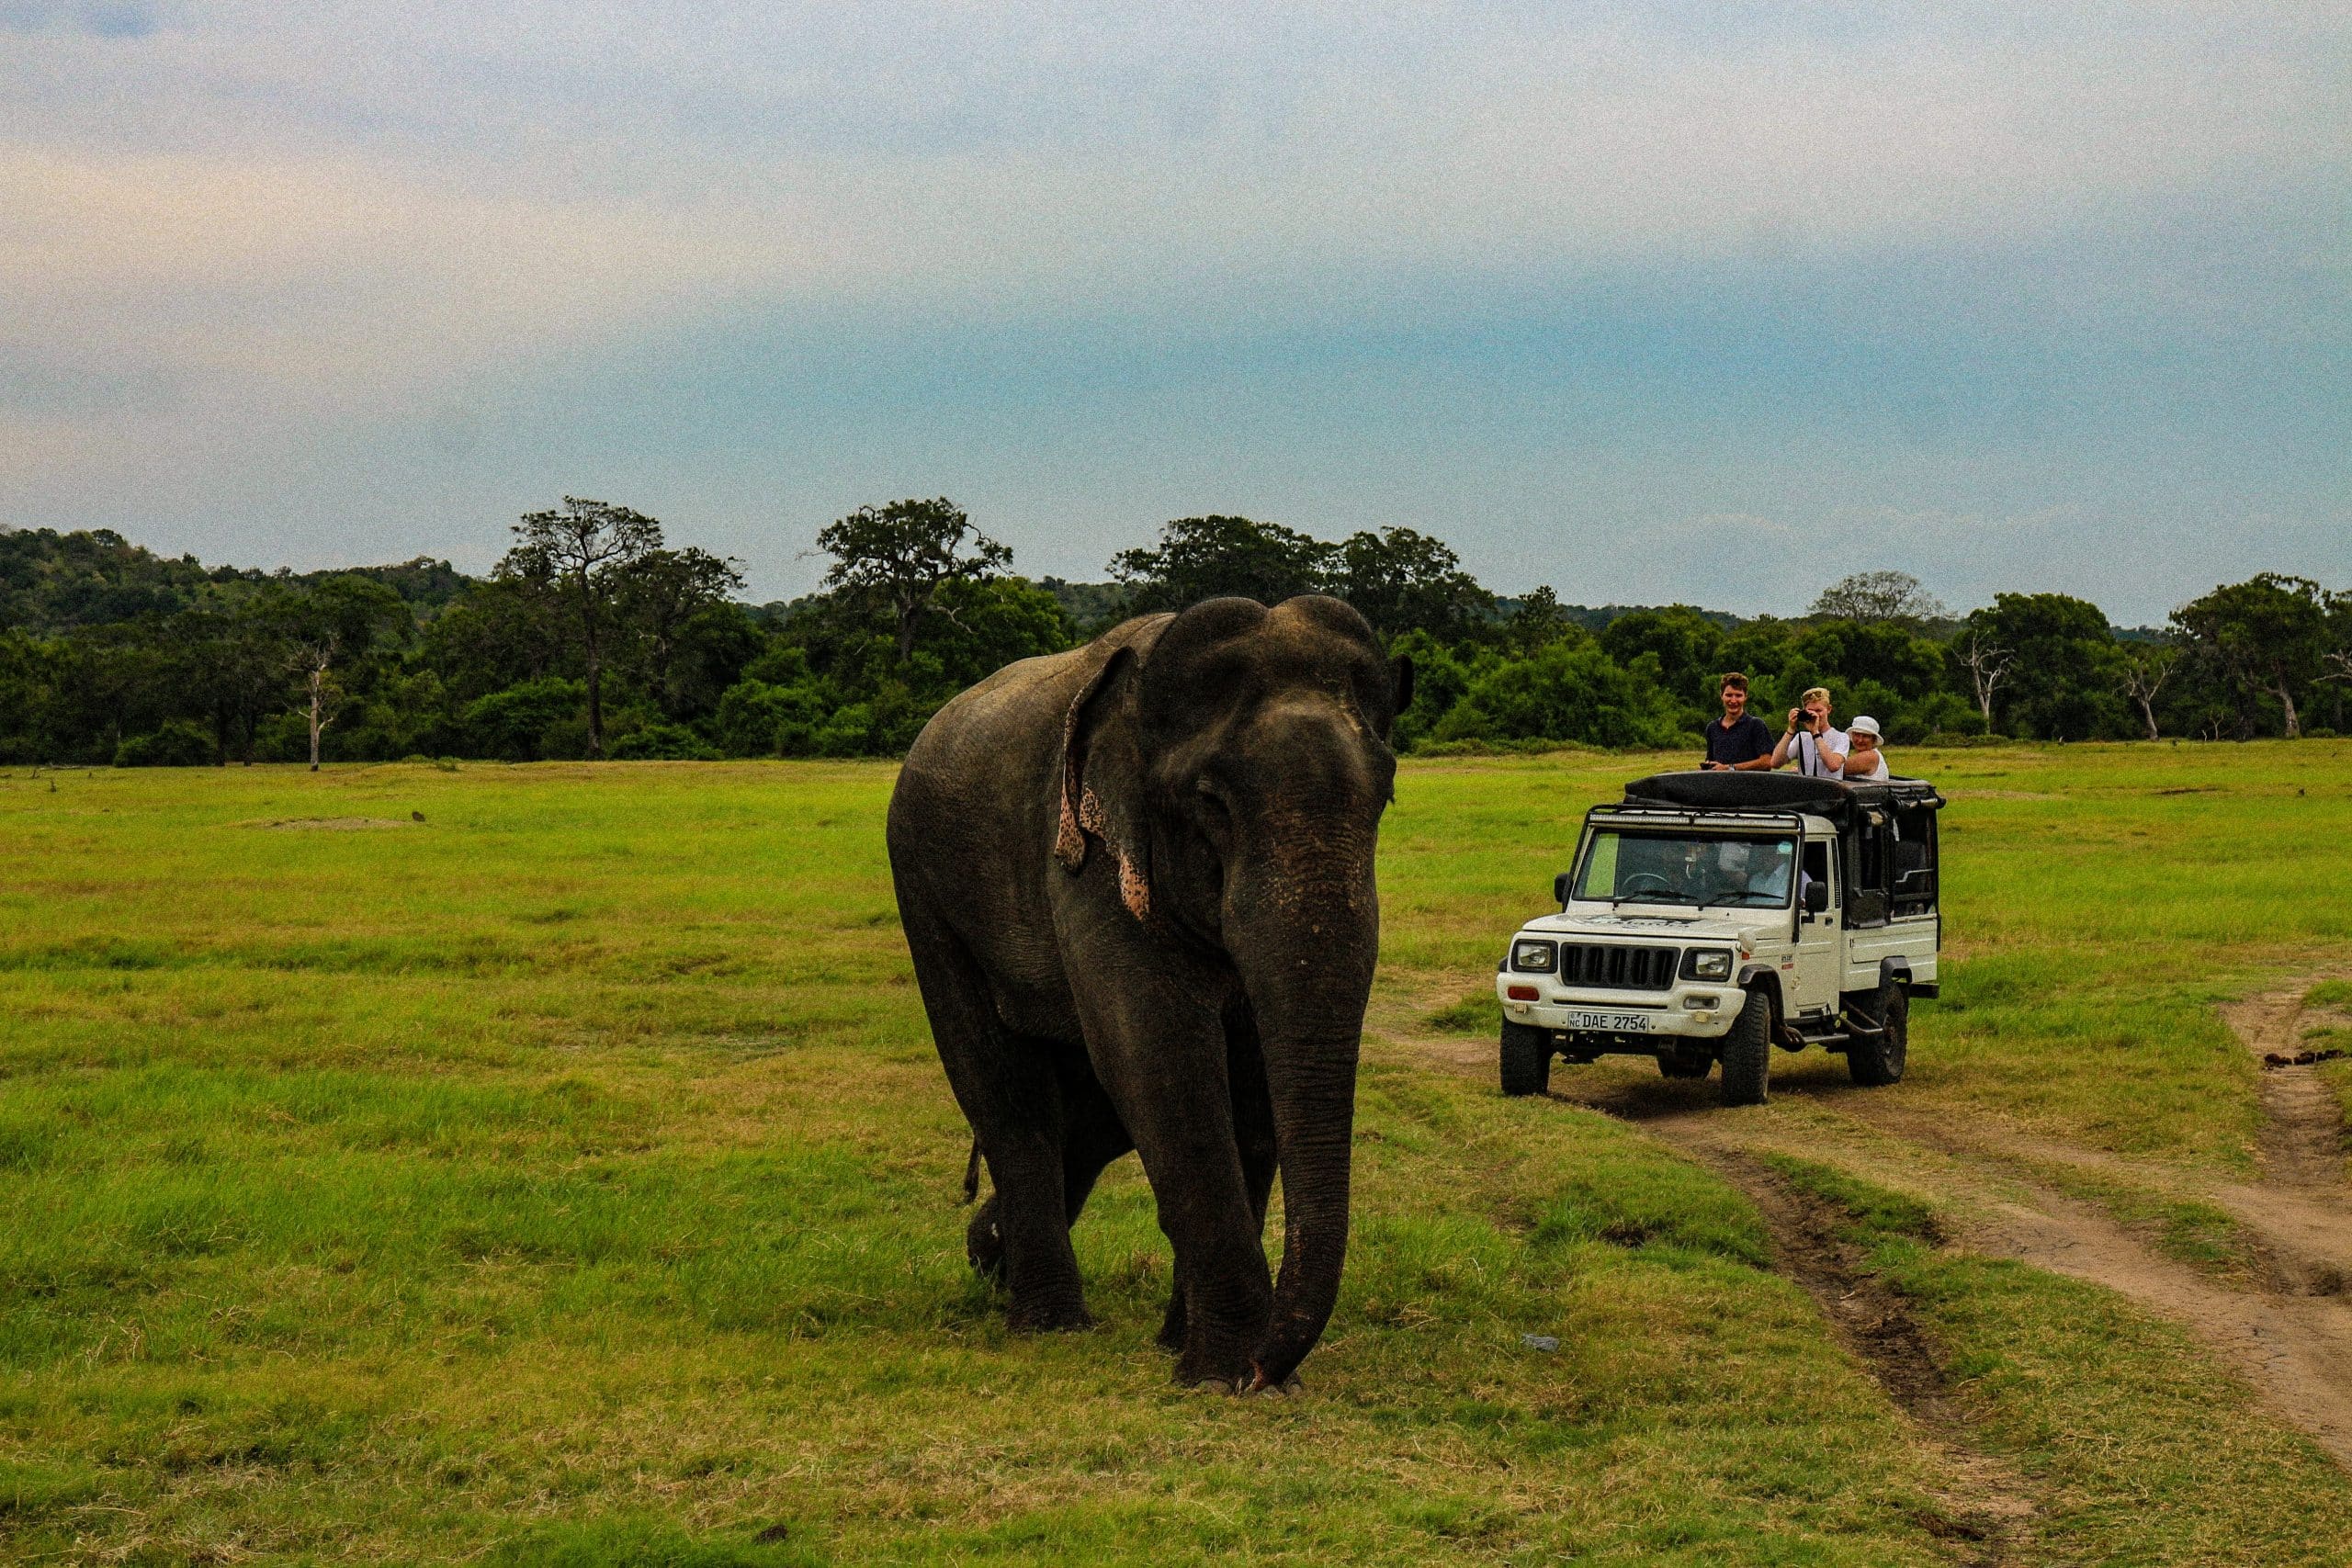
[[0, 4, 2341, 618]]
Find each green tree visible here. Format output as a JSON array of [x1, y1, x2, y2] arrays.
[[1110, 515, 1330, 613], [1960, 593, 2125, 740], [2171, 573, 2336, 739], [1322, 526, 1494, 641], [1600, 606, 1726, 707], [420, 574, 569, 705], [1504, 586, 1578, 654], [818, 498, 1011, 665], [503, 497, 666, 757], [610, 547, 747, 716], [1809, 570, 1948, 625]]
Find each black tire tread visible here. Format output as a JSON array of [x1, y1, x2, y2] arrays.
[[1847, 983, 1909, 1087], [1720, 988, 1772, 1106], [1499, 1021, 1552, 1097]]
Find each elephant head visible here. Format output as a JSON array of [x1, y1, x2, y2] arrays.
[[1055, 594, 1412, 1386]]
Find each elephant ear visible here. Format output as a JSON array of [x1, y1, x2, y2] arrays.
[[1388, 653, 1415, 739], [1052, 644, 1143, 897]]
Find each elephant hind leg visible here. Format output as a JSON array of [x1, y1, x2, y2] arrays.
[[967, 1076, 1126, 1287], [900, 904, 1091, 1333]]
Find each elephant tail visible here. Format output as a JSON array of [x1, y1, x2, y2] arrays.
[[961, 1136, 982, 1205]]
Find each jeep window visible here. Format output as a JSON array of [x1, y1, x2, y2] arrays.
[[1890, 806, 1939, 916], [1573, 831, 1798, 908]]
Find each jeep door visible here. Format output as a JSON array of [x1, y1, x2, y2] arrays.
[[1788, 837, 1841, 1016]]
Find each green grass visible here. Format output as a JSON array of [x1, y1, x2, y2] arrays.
[[2, 744, 2350, 1562]]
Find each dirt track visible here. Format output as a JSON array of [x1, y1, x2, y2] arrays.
[[1385, 978, 2352, 1478]]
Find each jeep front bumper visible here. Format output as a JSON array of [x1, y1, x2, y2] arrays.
[[1494, 976, 1741, 1043]]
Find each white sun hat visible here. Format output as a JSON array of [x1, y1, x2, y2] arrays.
[[1848, 715, 1883, 739]]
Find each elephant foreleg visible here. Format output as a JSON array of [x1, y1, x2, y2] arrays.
[[1073, 976, 1272, 1388], [1163, 1010, 1279, 1355]]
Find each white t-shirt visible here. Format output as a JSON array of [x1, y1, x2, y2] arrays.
[[1845, 750, 1889, 782], [1794, 726, 1849, 779]]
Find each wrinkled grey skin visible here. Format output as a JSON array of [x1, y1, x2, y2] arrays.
[[887, 596, 1411, 1390]]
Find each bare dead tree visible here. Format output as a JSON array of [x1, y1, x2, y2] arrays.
[[2117, 644, 2178, 742], [1956, 630, 2014, 730], [287, 632, 342, 772]]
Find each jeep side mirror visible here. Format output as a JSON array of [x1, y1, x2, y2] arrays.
[[1804, 881, 1830, 915], [1554, 873, 1571, 907]]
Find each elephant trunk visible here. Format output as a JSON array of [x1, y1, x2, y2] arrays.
[[1227, 837, 1378, 1389]]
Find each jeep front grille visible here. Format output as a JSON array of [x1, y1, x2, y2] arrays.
[[1558, 942, 1679, 992]]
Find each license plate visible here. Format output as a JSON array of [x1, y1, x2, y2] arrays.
[[1565, 1010, 1651, 1033]]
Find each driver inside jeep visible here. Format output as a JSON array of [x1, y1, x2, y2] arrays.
[[1673, 840, 1792, 905]]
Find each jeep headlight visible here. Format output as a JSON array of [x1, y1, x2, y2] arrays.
[[1681, 948, 1736, 981], [1510, 938, 1557, 974]]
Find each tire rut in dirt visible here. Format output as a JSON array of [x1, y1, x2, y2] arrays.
[[2228, 987, 2350, 1193], [1709, 1149, 2038, 1565]]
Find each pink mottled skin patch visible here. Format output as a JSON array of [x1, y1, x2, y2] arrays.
[[1119, 852, 1152, 919]]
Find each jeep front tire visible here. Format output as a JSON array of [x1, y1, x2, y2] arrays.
[[1847, 983, 1909, 1087], [1720, 987, 1773, 1106], [1500, 1021, 1552, 1097]]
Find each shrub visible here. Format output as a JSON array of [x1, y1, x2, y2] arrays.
[[113, 720, 215, 767], [714, 678, 831, 758], [462, 678, 587, 761], [1433, 641, 1684, 750], [606, 724, 722, 761]]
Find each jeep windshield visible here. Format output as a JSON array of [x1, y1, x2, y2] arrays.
[[1573, 829, 1797, 909]]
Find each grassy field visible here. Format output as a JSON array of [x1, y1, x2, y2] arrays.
[[3, 742, 2350, 1564]]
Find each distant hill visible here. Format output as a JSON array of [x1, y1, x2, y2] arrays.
[[1487, 597, 1748, 633], [0, 525, 475, 634]]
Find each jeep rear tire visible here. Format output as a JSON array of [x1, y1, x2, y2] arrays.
[[1658, 1049, 1712, 1079], [1720, 987, 1772, 1106], [1499, 1021, 1552, 1097], [1847, 983, 1909, 1087]]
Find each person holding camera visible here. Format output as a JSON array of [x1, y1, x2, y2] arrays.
[[1770, 685, 1849, 779]]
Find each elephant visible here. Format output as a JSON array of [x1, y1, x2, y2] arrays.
[[886, 594, 1411, 1391]]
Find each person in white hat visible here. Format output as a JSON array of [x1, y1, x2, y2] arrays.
[[1844, 716, 1890, 781]]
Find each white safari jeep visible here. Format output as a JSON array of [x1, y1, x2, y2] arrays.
[[1495, 771, 1944, 1105]]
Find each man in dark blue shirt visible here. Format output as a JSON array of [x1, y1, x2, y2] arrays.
[[1702, 671, 1775, 771]]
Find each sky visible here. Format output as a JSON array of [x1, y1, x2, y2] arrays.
[[2, 2, 2346, 623]]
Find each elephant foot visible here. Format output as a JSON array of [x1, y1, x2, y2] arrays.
[[1188, 1376, 1239, 1395], [1005, 1297, 1094, 1334], [1248, 1369, 1306, 1396], [1172, 1347, 1254, 1390]]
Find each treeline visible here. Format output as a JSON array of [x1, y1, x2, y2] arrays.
[[0, 505, 2345, 767]]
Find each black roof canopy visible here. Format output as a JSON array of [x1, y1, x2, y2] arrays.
[[1621, 771, 1944, 823]]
